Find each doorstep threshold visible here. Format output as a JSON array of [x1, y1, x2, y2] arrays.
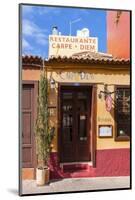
[[60, 161, 92, 168]]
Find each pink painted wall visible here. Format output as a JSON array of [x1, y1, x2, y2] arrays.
[[107, 11, 130, 59]]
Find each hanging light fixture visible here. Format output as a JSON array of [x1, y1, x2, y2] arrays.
[[50, 78, 55, 89]]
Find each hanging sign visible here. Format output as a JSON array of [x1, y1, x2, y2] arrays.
[[105, 95, 112, 112]]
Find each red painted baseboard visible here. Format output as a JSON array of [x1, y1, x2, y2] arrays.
[[49, 148, 130, 180]]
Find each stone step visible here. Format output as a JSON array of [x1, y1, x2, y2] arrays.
[[63, 163, 90, 172]]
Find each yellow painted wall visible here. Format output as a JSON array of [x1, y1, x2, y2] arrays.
[[97, 84, 130, 149], [22, 65, 130, 152], [48, 89, 58, 152]]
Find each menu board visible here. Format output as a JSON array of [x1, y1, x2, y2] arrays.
[[98, 125, 113, 137]]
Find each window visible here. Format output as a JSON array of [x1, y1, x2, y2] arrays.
[[115, 86, 130, 141]]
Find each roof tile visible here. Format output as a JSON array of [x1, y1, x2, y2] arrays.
[[22, 52, 130, 68]]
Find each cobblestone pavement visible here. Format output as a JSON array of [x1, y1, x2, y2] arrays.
[[22, 176, 130, 195]]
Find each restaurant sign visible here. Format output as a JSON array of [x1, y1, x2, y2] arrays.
[[55, 71, 95, 82], [49, 35, 98, 57]]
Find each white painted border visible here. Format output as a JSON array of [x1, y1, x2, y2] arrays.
[[0, 0, 134, 200]]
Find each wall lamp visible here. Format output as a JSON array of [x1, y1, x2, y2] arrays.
[[50, 78, 56, 89], [98, 84, 119, 99], [98, 90, 118, 99]]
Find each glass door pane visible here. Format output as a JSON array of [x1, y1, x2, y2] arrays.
[[63, 113, 73, 142], [77, 91, 88, 141], [78, 114, 87, 141], [62, 92, 73, 143]]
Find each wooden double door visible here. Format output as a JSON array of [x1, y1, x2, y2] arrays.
[[60, 86, 92, 162]]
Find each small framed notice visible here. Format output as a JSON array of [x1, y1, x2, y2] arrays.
[[98, 125, 113, 138]]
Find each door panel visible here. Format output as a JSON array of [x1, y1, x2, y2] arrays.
[[22, 112, 31, 144], [22, 84, 34, 168], [76, 89, 91, 161], [22, 147, 33, 164], [61, 91, 75, 162], [78, 114, 87, 140], [22, 87, 31, 109], [60, 86, 92, 162]]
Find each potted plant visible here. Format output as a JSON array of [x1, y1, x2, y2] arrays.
[[35, 69, 55, 186]]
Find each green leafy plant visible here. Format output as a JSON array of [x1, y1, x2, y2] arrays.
[[35, 69, 55, 168]]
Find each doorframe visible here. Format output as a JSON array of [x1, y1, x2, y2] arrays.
[[21, 80, 38, 178], [57, 83, 97, 167]]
